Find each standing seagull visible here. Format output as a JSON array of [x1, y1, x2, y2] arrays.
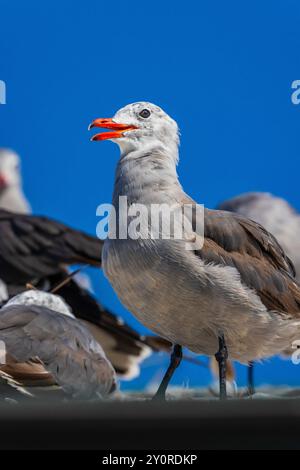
[[89, 102, 300, 399], [0, 290, 117, 399]]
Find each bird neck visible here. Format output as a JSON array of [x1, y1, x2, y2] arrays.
[[112, 144, 182, 207], [0, 186, 31, 214]]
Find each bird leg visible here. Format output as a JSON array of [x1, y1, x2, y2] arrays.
[[152, 344, 182, 401], [215, 334, 228, 400], [247, 361, 255, 396]]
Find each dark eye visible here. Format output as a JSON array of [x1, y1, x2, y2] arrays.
[[139, 108, 151, 119]]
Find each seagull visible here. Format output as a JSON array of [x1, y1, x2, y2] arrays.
[[0, 290, 117, 399], [89, 102, 300, 399]]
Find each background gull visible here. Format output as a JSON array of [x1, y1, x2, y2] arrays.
[[0, 290, 117, 399], [90, 101, 300, 399], [217, 192, 300, 280]]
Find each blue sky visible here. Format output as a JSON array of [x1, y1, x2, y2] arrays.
[[1, 0, 300, 390]]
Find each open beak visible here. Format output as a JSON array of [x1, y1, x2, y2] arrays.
[[0, 174, 7, 189], [88, 118, 138, 141]]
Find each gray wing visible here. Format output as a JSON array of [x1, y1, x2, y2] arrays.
[[35, 274, 154, 379], [0, 209, 103, 284], [217, 192, 300, 281], [181, 192, 300, 315], [0, 304, 116, 399], [198, 208, 300, 314]]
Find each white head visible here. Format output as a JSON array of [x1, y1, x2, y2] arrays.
[[89, 102, 180, 163], [0, 149, 22, 194], [5, 290, 75, 318]]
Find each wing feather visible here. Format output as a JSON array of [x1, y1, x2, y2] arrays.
[[0, 210, 103, 283], [185, 203, 300, 314], [0, 304, 116, 398]]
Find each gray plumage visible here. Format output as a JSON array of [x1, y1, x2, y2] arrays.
[[217, 192, 300, 281], [90, 102, 300, 364], [0, 209, 103, 284], [0, 291, 117, 399]]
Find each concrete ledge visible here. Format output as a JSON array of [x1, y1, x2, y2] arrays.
[[0, 397, 300, 449]]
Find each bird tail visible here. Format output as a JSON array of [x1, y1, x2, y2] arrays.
[[209, 356, 236, 383], [0, 357, 55, 388]]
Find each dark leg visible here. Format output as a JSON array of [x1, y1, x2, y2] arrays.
[[247, 361, 255, 396], [152, 344, 182, 401], [215, 334, 228, 400]]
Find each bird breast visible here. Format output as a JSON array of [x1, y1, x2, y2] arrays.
[[102, 236, 292, 362]]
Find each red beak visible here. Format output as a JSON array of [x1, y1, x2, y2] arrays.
[[88, 118, 138, 141], [0, 174, 7, 189]]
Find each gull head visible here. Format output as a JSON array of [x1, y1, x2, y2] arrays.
[[89, 102, 179, 156], [0, 149, 22, 193], [5, 290, 75, 318]]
